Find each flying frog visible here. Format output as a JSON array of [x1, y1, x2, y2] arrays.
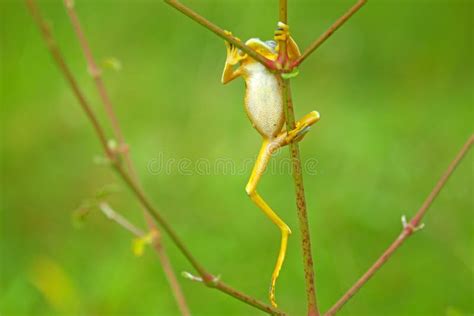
[[221, 22, 320, 307]]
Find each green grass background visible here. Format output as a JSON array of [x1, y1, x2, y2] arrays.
[[1, 0, 473, 315]]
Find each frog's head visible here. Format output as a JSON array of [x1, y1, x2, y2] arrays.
[[242, 38, 278, 63]]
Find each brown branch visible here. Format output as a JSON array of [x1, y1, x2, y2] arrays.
[[278, 1, 320, 315], [63, 0, 124, 145], [277, 0, 288, 67], [25, 0, 113, 161], [62, 1, 190, 315], [281, 81, 320, 316], [26, 0, 285, 314], [164, 0, 276, 70], [294, 0, 367, 67], [151, 231, 191, 316], [325, 134, 474, 316]]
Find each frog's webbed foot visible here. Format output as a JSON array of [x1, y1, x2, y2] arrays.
[[284, 111, 320, 144], [274, 22, 290, 42], [224, 31, 247, 65]]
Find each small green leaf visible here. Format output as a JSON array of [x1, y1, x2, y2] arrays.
[[102, 57, 122, 72], [281, 68, 300, 79]]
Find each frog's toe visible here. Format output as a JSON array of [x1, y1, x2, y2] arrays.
[[277, 21, 289, 31]]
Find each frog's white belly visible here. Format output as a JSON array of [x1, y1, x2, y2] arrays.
[[244, 63, 284, 138]]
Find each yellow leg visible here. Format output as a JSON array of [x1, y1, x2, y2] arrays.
[[245, 110, 320, 307], [282, 110, 320, 145], [245, 140, 290, 308]]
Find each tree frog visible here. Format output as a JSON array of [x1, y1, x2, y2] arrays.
[[221, 22, 320, 307]]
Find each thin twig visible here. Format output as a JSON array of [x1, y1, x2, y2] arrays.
[[63, 0, 124, 145], [325, 134, 474, 316], [294, 0, 367, 67], [151, 230, 191, 316], [62, 1, 190, 315], [26, 1, 285, 314], [164, 0, 276, 70], [25, 0, 113, 161], [99, 202, 145, 237], [278, 1, 320, 315]]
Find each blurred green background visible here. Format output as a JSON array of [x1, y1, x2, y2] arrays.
[[1, 0, 473, 315]]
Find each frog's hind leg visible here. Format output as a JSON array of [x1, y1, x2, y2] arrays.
[[246, 111, 320, 307], [245, 139, 291, 308], [282, 110, 320, 145]]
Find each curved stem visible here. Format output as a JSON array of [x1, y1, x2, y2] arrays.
[[325, 134, 473, 315]]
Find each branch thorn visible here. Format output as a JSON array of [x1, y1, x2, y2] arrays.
[[211, 274, 221, 285], [108, 139, 129, 155], [181, 271, 203, 283], [401, 215, 425, 233]]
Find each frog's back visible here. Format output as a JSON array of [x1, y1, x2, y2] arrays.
[[243, 62, 285, 138]]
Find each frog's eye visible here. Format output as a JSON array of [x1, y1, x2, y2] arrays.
[[265, 40, 277, 52]]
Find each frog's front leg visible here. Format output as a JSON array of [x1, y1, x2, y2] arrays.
[[221, 32, 247, 84]]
